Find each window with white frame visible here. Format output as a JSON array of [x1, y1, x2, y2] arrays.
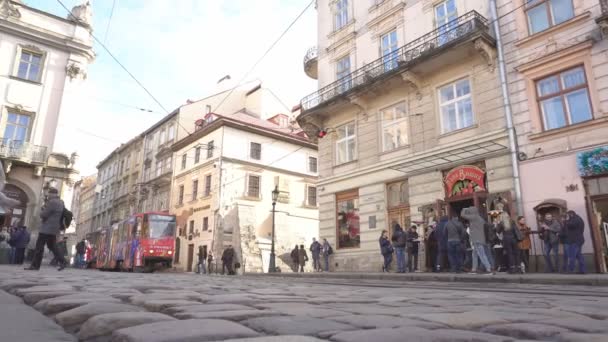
[[439, 79, 474, 133], [178, 185, 184, 205], [192, 179, 198, 201], [250, 142, 262, 160], [308, 156, 318, 173], [381, 30, 398, 71], [15, 49, 44, 82], [164, 156, 172, 171], [203, 217, 209, 231], [334, 0, 349, 31], [3, 111, 32, 143], [306, 185, 317, 206], [336, 122, 356, 164], [247, 174, 261, 198], [194, 146, 201, 164], [207, 140, 214, 159], [204, 174, 212, 197], [526, 0, 574, 35], [381, 102, 409, 151], [181, 154, 187, 170], [159, 129, 166, 146], [167, 124, 175, 141], [536, 66, 592, 130], [336, 55, 351, 93], [155, 160, 162, 177], [435, 0, 458, 45]]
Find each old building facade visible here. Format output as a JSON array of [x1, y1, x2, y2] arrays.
[[498, 0, 608, 273], [72, 174, 96, 240], [0, 0, 93, 233], [171, 111, 318, 273], [298, 0, 519, 271]]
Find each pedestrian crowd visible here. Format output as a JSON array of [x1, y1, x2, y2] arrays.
[[291, 238, 333, 272], [0, 226, 30, 264], [382, 206, 587, 275]]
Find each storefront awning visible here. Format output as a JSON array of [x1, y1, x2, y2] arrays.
[[390, 140, 509, 175]]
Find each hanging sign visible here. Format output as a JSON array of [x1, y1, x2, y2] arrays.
[[577, 146, 608, 177], [444, 165, 486, 198]]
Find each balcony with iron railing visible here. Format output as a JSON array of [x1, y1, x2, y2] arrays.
[[0, 139, 47, 164], [299, 11, 494, 113], [303, 46, 318, 79]]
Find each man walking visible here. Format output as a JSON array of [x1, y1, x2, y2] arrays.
[[461, 207, 494, 275], [391, 223, 408, 273], [310, 238, 322, 272], [565, 210, 586, 274], [25, 188, 68, 271], [435, 216, 449, 272], [75, 239, 86, 269], [207, 252, 214, 274], [297, 244, 308, 272], [221, 245, 235, 275], [540, 213, 561, 273], [197, 247, 207, 274], [322, 238, 332, 272], [290, 245, 299, 272], [446, 216, 465, 273]]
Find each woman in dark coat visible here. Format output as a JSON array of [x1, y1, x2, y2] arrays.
[[379, 230, 393, 272]]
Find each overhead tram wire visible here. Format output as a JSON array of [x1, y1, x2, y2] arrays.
[[104, 0, 117, 44], [211, 0, 315, 114], [55, 0, 192, 136]]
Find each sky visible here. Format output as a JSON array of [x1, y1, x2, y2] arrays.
[[26, 0, 317, 176]]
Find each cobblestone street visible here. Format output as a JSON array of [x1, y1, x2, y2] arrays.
[[1, 266, 608, 342]]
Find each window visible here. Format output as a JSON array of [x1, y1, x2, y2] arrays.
[[155, 160, 162, 177], [178, 185, 184, 205], [307, 186, 317, 206], [526, 0, 574, 35], [536, 66, 592, 130], [336, 55, 351, 93], [247, 175, 261, 198], [435, 0, 458, 45], [194, 147, 201, 164], [204, 174, 212, 197], [189, 220, 194, 234], [439, 79, 474, 133], [192, 179, 198, 201], [387, 180, 409, 208], [125, 154, 130, 171], [203, 217, 209, 231], [334, 0, 349, 31], [167, 125, 175, 141], [205, 105, 212, 114], [381, 102, 408, 151], [16, 50, 43, 82], [308, 156, 318, 173], [144, 166, 151, 181], [3, 112, 31, 142], [381, 30, 398, 71], [164, 156, 172, 171], [336, 190, 360, 249], [207, 140, 214, 159], [336, 122, 356, 164], [181, 154, 187, 170], [250, 142, 261, 160], [159, 130, 166, 146]]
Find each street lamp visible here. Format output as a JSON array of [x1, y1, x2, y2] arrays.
[[269, 185, 279, 273]]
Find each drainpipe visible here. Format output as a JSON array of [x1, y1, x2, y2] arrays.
[[489, 0, 524, 216]]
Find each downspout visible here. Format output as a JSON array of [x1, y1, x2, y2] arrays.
[[489, 0, 524, 216]]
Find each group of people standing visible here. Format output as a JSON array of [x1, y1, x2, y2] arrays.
[[291, 238, 333, 272], [0, 226, 30, 264], [196, 245, 237, 275], [382, 206, 587, 275]]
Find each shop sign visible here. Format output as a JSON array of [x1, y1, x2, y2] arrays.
[[444, 165, 486, 197], [577, 146, 608, 177]]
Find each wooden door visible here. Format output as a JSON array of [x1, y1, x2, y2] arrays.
[[387, 208, 410, 234], [187, 244, 194, 272]]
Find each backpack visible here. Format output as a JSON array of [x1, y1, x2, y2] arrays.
[[60, 208, 73, 230], [327, 245, 333, 255]]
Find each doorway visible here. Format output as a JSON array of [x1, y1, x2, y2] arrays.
[[187, 244, 194, 272], [387, 208, 410, 233], [448, 199, 474, 218], [591, 198, 608, 273]]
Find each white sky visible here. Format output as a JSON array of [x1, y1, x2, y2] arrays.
[[28, 0, 317, 176]]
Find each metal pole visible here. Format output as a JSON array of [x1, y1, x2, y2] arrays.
[[269, 201, 276, 273], [489, 0, 524, 216]]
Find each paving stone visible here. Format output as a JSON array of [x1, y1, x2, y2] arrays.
[[216, 336, 325, 342], [54, 302, 143, 327], [111, 319, 260, 342], [558, 306, 608, 320], [416, 310, 509, 329], [242, 316, 353, 336], [329, 315, 445, 329], [78, 312, 176, 341], [22, 291, 76, 305], [538, 317, 608, 333], [330, 327, 514, 342], [557, 332, 608, 342], [35, 295, 121, 315], [0, 280, 39, 292], [164, 303, 253, 314], [205, 294, 260, 305], [481, 323, 569, 340], [174, 309, 281, 321], [129, 293, 200, 305], [15, 284, 75, 295], [143, 299, 203, 311]]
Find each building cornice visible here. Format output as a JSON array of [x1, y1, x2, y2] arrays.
[[221, 157, 318, 180]]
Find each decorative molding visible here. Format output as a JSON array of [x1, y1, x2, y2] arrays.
[[474, 38, 496, 71], [68, 0, 92, 29], [0, 0, 20, 19], [66, 62, 87, 80], [348, 94, 368, 111], [367, 1, 406, 31], [515, 39, 593, 74], [401, 71, 423, 100], [597, 16, 608, 39]]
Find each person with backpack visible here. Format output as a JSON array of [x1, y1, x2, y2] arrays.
[[25, 188, 69, 271], [75, 239, 86, 269], [322, 238, 332, 272], [391, 223, 408, 273]]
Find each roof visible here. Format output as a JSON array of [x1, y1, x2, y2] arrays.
[[219, 110, 306, 140]]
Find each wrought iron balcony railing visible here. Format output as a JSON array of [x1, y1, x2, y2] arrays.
[[0, 138, 47, 164], [300, 11, 492, 112]]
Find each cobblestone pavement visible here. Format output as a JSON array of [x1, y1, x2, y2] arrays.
[[1, 266, 608, 342]]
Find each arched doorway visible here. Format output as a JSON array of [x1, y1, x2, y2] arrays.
[[0, 184, 28, 227]]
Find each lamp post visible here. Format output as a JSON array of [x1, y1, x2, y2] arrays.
[[269, 186, 279, 273]]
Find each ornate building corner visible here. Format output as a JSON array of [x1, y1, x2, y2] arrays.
[[401, 71, 423, 100], [0, 0, 21, 19], [68, 0, 92, 29], [474, 38, 497, 71], [66, 62, 87, 80]]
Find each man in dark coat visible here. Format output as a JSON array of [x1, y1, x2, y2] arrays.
[[435, 216, 449, 272], [297, 244, 308, 272], [565, 210, 586, 274], [12, 227, 30, 265], [221, 245, 235, 275], [310, 238, 322, 272], [391, 223, 407, 273], [26, 188, 67, 271], [290, 245, 299, 271], [446, 217, 465, 273]]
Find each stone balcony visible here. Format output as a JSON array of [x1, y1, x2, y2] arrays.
[[299, 11, 496, 115], [303, 46, 318, 79], [0, 138, 47, 165]]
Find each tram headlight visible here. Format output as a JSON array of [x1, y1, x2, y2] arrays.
[[149, 249, 154, 254], [167, 250, 173, 255]]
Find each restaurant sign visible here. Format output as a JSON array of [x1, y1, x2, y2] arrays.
[[444, 165, 487, 197], [577, 146, 608, 177]]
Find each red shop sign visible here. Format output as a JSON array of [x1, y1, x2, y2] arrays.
[[444, 165, 486, 198]]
